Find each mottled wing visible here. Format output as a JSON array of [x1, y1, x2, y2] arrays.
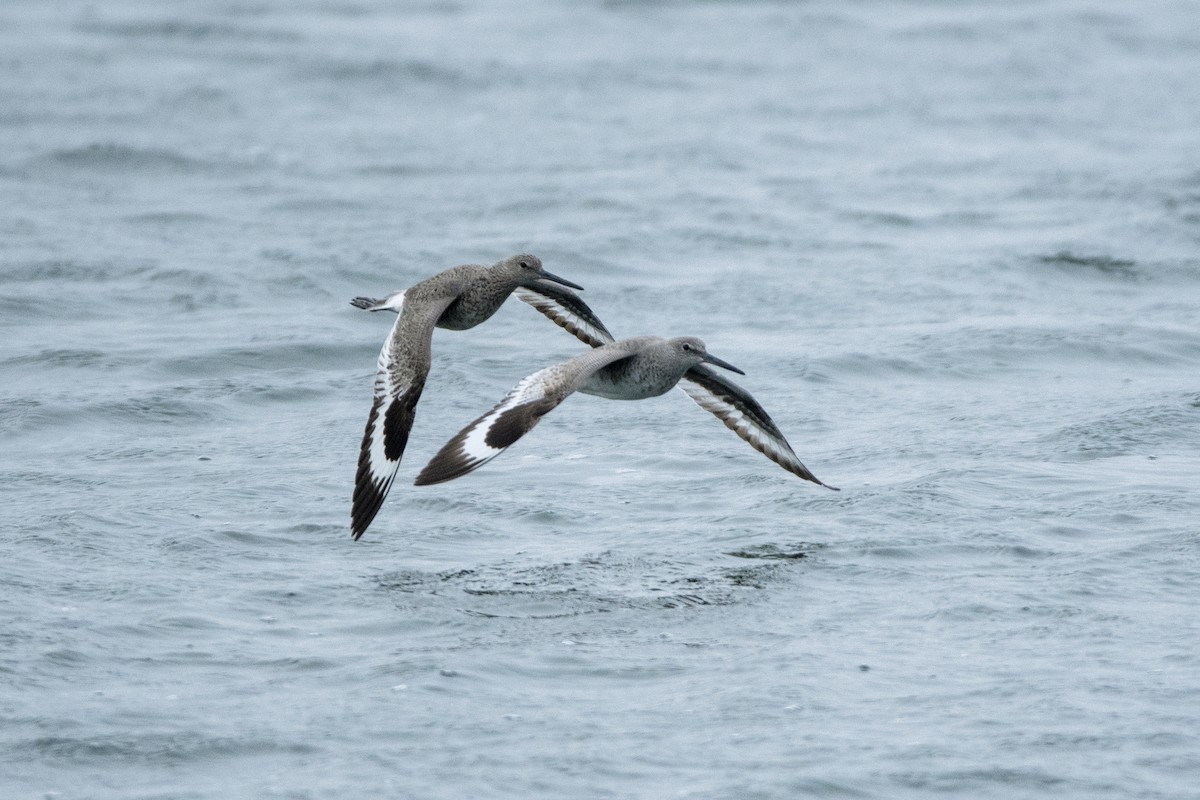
[[516, 280, 615, 348], [413, 366, 565, 486], [679, 365, 838, 490], [351, 293, 454, 538]]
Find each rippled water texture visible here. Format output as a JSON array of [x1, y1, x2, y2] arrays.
[[2, 1, 1199, 798]]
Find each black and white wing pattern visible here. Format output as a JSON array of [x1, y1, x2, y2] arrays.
[[414, 344, 636, 486], [679, 365, 838, 490], [413, 365, 566, 486], [351, 291, 454, 539], [516, 279, 615, 348]]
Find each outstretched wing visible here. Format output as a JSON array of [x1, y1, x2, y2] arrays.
[[679, 365, 838, 490], [414, 343, 637, 486], [351, 292, 454, 538], [516, 280, 615, 348], [413, 366, 565, 486]]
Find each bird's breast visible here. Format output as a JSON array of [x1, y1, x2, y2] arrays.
[[579, 364, 676, 400], [436, 290, 506, 330]]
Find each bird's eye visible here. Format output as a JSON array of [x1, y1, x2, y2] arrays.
[[681, 343, 691, 351], [519, 261, 530, 269]]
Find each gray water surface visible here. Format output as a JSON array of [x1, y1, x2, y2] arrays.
[[3, 1, 1199, 798]]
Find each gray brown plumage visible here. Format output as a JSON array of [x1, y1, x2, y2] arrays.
[[350, 254, 612, 539], [414, 336, 837, 490]]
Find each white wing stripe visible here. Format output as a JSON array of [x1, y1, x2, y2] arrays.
[[678, 373, 835, 489], [414, 365, 566, 485], [515, 287, 614, 348], [457, 367, 557, 467], [458, 407, 507, 469]]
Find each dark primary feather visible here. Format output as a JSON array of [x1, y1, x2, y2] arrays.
[[351, 384, 425, 538], [349, 258, 614, 537], [414, 398, 557, 486], [413, 336, 837, 489], [516, 281, 615, 348], [680, 365, 837, 490], [485, 399, 557, 450]]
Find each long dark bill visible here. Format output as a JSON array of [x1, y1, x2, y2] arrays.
[[539, 270, 584, 291], [702, 352, 745, 375]]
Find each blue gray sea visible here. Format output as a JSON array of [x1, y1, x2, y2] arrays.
[[3, 1, 1199, 798]]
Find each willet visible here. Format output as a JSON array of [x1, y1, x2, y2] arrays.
[[413, 335, 838, 490], [351, 254, 612, 539]]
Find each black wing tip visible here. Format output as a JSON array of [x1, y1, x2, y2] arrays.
[[349, 501, 381, 540], [796, 468, 838, 491], [350, 475, 392, 540], [518, 283, 615, 347], [349, 510, 372, 540], [350, 502, 381, 539], [413, 448, 477, 486], [350, 296, 376, 309], [412, 468, 445, 486], [412, 430, 467, 487], [782, 459, 838, 492]]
